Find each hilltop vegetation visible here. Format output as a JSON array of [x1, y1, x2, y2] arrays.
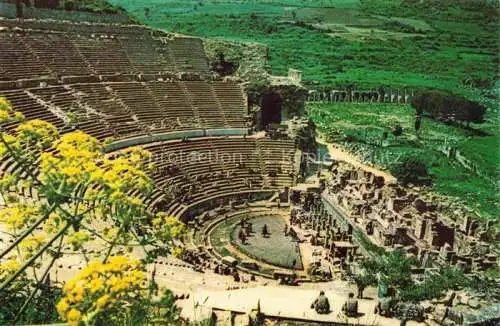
[[112, 0, 497, 97], [68, 1, 126, 14], [37, 0, 128, 14]]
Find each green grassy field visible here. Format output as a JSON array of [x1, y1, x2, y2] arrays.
[[231, 215, 303, 270], [308, 102, 499, 221], [210, 214, 302, 270], [112, 0, 497, 99]]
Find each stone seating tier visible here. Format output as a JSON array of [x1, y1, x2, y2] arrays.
[[1, 80, 247, 140], [0, 20, 210, 80], [135, 137, 296, 210], [0, 136, 296, 216]]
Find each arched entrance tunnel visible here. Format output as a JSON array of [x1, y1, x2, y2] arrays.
[[260, 92, 282, 129]]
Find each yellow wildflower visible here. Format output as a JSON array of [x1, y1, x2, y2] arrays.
[[56, 298, 70, 316], [152, 217, 162, 227], [171, 247, 184, 258], [0, 109, 9, 121], [0, 96, 10, 108], [0, 256, 21, 281], [165, 216, 185, 238], [14, 111, 24, 121], [66, 231, 89, 249], [0, 205, 38, 232], [0, 97, 13, 123], [0, 174, 15, 190], [68, 286, 85, 303], [19, 232, 46, 258], [95, 294, 111, 309], [16, 119, 59, 147], [88, 277, 104, 294], [43, 212, 63, 234], [66, 308, 81, 326]]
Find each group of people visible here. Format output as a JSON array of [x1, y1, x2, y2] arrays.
[[237, 220, 272, 244], [213, 263, 241, 281], [181, 249, 247, 283], [311, 291, 359, 317], [181, 249, 212, 272]]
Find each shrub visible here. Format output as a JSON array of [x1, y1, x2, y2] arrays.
[[411, 91, 486, 125], [399, 267, 469, 302], [392, 155, 431, 185], [392, 124, 403, 137], [344, 134, 358, 143], [0, 98, 184, 325]]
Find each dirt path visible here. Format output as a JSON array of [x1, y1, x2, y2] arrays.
[[317, 136, 397, 183]]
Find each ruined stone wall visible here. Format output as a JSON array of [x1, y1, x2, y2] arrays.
[[278, 85, 309, 121], [286, 117, 316, 154], [180, 190, 274, 222], [322, 161, 497, 271], [439, 144, 497, 184], [246, 83, 308, 121], [203, 39, 269, 83]]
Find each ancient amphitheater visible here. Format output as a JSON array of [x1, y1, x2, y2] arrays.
[[0, 8, 497, 326]]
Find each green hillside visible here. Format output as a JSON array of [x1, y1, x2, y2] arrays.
[[308, 102, 499, 221], [111, 0, 497, 97]]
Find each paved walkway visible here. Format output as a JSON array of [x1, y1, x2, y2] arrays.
[[180, 286, 425, 325], [316, 136, 397, 183]]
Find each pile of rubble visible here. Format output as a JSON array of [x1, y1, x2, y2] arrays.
[[324, 161, 497, 273], [426, 291, 499, 325]]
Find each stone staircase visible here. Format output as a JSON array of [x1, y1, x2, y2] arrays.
[[179, 82, 202, 128], [256, 141, 270, 188]]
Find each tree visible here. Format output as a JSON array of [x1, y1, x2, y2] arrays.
[[392, 155, 430, 186], [414, 115, 422, 134], [411, 91, 486, 126], [238, 228, 246, 244], [345, 82, 357, 102], [399, 267, 468, 302], [464, 100, 486, 125], [347, 262, 377, 298], [211, 52, 238, 77], [356, 249, 417, 297], [0, 97, 184, 324], [15, 0, 27, 18], [392, 125, 403, 137], [467, 267, 500, 302], [381, 250, 417, 291]]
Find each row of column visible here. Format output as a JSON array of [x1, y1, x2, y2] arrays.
[[307, 89, 415, 104]]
